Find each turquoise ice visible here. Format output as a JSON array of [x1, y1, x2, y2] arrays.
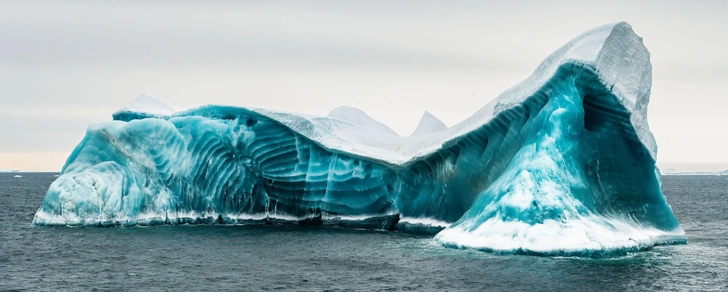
[[34, 22, 685, 256]]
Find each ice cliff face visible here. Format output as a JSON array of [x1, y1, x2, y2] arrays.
[[34, 22, 685, 256]]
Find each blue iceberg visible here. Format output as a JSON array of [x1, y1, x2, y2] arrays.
[[34, 22, 686, 256]]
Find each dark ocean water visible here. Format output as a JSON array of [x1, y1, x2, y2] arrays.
[[1, 173, 726, 291]]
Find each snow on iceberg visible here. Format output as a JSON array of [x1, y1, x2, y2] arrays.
[[33, 22, 685, 256]]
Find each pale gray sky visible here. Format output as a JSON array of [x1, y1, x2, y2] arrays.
[[1, 0, 726, 171]]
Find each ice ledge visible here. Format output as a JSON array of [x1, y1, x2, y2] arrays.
[[435, 216, 686, 257]]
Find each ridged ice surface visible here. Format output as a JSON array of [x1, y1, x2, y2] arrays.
[[34, 22, 685, 256]]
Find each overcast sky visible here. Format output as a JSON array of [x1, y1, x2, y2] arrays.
[[1, 0, 726, 171]]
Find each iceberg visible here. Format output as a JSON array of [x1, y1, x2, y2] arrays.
[[33, 22, 686, 256], [661, 168, 727, 176]]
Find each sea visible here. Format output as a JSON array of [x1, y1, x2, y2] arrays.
[[1, 173, 726, 291]]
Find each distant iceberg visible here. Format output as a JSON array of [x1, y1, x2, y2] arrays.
[[661, 167, 727, 176], [33, 22, 685, 256], [0, 169, 20, 173]]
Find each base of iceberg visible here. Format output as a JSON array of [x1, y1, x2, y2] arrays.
[[436, 216, 686, 257], [34, 22, 686, 257]]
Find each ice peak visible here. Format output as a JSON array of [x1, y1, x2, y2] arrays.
[[116, 93, 176, 116], [410, 111, 447, 136]]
